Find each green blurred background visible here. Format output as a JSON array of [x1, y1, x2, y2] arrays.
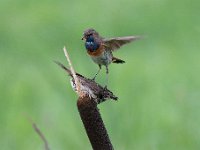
[[1, 0, 200, 149]]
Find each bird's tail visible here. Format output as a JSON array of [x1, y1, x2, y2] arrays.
[[112, 57, 125, 64]]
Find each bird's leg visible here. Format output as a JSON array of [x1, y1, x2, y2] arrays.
[[92, 64, 102, 80], [104, 65, 109, 90]]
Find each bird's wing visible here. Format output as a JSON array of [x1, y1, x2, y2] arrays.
[[103, 36, 141, 51]]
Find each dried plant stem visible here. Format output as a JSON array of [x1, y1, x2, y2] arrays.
[[77, 95, 114, 150], [59, 46, 115, 150], [63, 46, 83, 97]]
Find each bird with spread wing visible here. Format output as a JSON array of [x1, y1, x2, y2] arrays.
[[82, 28, 142, 87]]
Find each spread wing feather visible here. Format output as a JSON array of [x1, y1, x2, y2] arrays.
[[103, 36, 141, 51]]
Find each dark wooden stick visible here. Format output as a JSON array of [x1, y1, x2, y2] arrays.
[[77, 95, 114, 150]]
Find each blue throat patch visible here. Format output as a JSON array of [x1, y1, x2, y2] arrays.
[[85, 36, 100, 51]]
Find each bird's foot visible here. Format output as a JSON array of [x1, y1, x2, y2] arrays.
[[102, 85, 108, 93], [91, 76, 96, 81]]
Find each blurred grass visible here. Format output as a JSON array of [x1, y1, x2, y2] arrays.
[[0, 0, 200, 149]]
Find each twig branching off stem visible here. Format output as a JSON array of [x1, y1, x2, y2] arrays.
[[63, 46, 84, 97]]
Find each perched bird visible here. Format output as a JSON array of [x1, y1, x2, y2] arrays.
[[82, 28, 141, 86]]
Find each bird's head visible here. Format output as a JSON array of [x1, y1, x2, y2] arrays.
[[82, 28, 99, 41]]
